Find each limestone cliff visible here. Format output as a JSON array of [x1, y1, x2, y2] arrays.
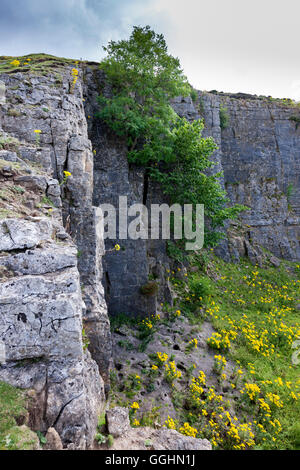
[[0, 57, 299, 448], [0, 64, 108, 448], [83, 67, 300, 317]]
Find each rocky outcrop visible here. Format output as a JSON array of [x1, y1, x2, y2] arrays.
[[0, 67, 111, 385], [109, 426, 212, 451], [104, 407, 211, 451], [220, 94, 300, 261], [0, 162, 105, 448], [83, 68, 300, 318], [172, 92, 300, 263], [83, 68, 157, 318], [0, 58, 299, 449], [0, 68, 108, 448]]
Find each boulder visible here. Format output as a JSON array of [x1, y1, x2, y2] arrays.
[[106, 407, 131, 438], [44, 427, 63, 450], [0, 218, 53, 252]]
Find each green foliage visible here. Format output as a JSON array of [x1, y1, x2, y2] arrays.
[[0, 134, 20, 151], [190, 89, 198, 102], [40, 196, 54, 207], [98, 25, 189, 164], [284, 423, 300, 449], [82, 328, 90, 351], [118, 339, 134, 351], [12, 185, 25, 194], [170, 253, 300, 449], [110, 312, 137, 331], [140, 406, 161, 427], [107, 434, 114, 448], [98, 26, 246, 248], [95, 432, 106, 445], [0, 381, 29, 450], [219, 105, 229, 129], [189, 276, 214, 300], [0, 53, 79, 75], [286, 183, 294, 201], [151, 119, 246, 245], [289, 115, 300, 129], [97, 412, 106, 429], [36, 430, 47, 445], [166, 240, 187, 262]]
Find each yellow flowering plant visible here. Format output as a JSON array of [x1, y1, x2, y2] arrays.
[[70, 67, 79, 94], [60, 170, 72, 186], [164, 360, 182, 384], [34, 129, 42, 146], [10, 59, 20, 67]]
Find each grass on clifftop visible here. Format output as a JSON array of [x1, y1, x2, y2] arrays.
[[0, 53, 83, 75]]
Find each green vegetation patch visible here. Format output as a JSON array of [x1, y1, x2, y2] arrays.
[[0, 381, 31, 450], [109, 251, 300, 450], [0, 53, 79, 75], [170, 252, 300, 449]]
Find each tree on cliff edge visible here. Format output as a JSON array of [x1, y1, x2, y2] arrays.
[[97, 26, 245, 248]]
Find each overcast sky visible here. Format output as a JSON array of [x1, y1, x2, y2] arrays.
[[1, 0, 299, 100]]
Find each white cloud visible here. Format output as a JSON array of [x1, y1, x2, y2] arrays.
[[291, 80, 300, 101], [0, 0, 299, 99]]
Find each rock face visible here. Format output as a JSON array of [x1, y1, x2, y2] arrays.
[[172, 92, 300, 262], [44, 427, 63, 451], [0, 68, 111, 385], [109, 426, 212, 451], [220, 94, 300, 261], [0, 59, 299, 449], [105, 407, 211, 451], [84, 68, 156, 318], [0, 81, 5, 105], [0, 217, 105, 447], [84, 68, 300, 317], [0, 67, 108, 448], [106, 406, 131, 438]]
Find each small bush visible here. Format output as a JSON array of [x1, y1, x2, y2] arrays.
[[189, 276, 213, 300], [289, 115, 300, 129], [190, 89, 198, 102], [107, 434, 114, 448], [219, 106, 229, 129], [95, 433, 106, 445]]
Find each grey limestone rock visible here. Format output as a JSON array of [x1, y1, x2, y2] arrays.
[[0, 218, 53, 252], [106, 406, 131, 438], [0, 80, 5, 105], [44, 427, 63, 450]]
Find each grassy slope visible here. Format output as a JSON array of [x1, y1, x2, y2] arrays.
[[170, 252, 300, 449], [110, 252, 300, 450]]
